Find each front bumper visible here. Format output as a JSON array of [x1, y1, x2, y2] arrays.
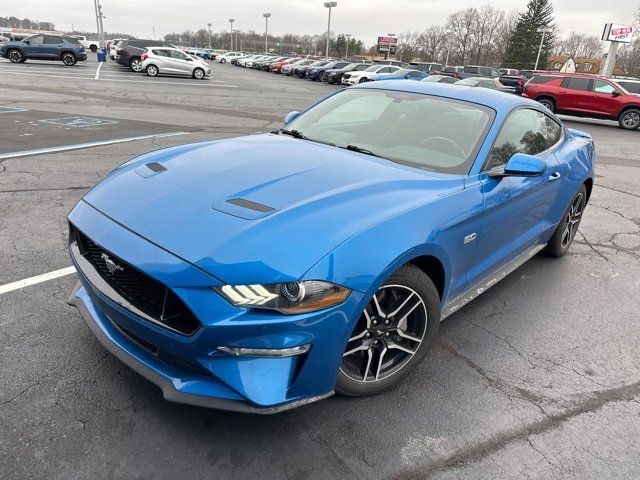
[[67, 200, 365, 412]]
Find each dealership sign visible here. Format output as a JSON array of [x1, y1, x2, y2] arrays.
[[602, 23, 634, 43], [377, 35, 398, 54]]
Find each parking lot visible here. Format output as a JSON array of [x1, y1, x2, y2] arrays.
[[1, 54, 640, 479]]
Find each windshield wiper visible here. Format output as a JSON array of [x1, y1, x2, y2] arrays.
[[344, 144, 382, 158], [278, 129, 308, 139]]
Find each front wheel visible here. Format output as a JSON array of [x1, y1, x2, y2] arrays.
[[337, 264, 440, 396], [220, 58, 226, 64], [61, 52, 77, 66], [619, 109, 640, 130], [193, 67, 205, 79], [359, 77, 369, 84], [145, 64, 159, 77], [7, 49, 23, 63], [537, 97, 555, 113], [545, 184, 587, 257]]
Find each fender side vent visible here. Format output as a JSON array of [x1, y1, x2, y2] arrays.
[[227, 198, 275, 213], [146, 162, 167, 172]]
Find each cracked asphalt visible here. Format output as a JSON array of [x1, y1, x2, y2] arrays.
[[1, 56, 639, 480]]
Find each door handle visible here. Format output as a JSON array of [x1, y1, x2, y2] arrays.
[[548, 172, 561, 181]]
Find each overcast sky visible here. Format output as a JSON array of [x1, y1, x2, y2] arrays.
[[7, 0, 639, 45]]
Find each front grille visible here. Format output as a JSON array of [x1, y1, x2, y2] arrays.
[[71, 226, 200, 336]]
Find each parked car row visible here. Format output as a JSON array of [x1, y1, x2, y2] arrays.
[[0, 34, 87, 65]]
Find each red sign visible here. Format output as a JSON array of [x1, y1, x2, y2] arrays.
[[377, 36, 398, 46], [611, 26, 632, 36]]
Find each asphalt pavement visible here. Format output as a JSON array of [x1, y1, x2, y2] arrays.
[[1, 55, 639, 480]]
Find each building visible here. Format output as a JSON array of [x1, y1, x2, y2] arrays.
[[547, 54, 626, 76]]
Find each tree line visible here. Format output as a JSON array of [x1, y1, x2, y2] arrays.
[[0, 16, 55, 31]]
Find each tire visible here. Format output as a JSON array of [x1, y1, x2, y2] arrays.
[[336, 264, 441, 396], [61, 52, 77, 66], [618, 109, 640, 130], [90, 45, 97, 53], [537, 97, 555, 113], [145, 64, 159, 77], [129, 57, 143, 72], [544, 184, 588, 257], [359, 77, 369, 84], [193, 67, 205, 80], [220, 58, 226, 64], [7, 49, 22, 63]]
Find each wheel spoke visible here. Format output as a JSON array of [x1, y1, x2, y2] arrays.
[[395, 298, 423, 330], [395, 329, 422, 343], [374, 347, 388, 380], [386, 339, 416, 355], [343, 343, 368, 357], [372, 293, 387, 318], [362, 348, 373, 381], [387, 292, 415, 318]]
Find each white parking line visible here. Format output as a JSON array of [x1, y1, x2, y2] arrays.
[[95, 62, 103, 80], [1, 70, 235, 87], [0, 131, 189, 160], [0, 267, 76, 295]]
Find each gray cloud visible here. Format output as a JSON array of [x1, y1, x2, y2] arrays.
[[9, 0, 638, 45]]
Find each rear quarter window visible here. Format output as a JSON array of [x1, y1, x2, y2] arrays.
[[528, 76, 562, 84]]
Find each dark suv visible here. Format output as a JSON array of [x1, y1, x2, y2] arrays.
[[0, 34, 87, 66], [116, 39, 176, 72], [522, 73, 640, 130]]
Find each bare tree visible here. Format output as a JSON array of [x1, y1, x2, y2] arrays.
[[397, 31, 422, 62], [556, 32, 604, 58], [471, 5, 506, 65], [446, 7, 478, 65], [418, 25, 447, 62]]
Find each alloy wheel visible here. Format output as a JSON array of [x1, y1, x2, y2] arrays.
[[62, 53, 75, 66], [8, 50, 22, 63], [194, 68, 205, 79], [561, 192, 585, 248], [340, 285, 427, 383], [622, 111, 640, 129], [131, 59, 142, 72], [146, 65, 158, 76]]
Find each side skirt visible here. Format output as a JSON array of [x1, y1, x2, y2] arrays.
[[441, 244, 546, 320]]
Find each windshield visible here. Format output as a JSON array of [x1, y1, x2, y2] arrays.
[[456, 78, 481, 86], [282, 89, 494, 174]]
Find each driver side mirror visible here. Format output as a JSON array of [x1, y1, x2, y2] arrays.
[[284, 111, 301, 124], [186, 57, 193, 61], [24, 40, 30, 45], [488, 153, 546, 178], [612, 90, 621, 97]]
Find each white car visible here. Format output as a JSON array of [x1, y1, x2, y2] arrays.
[[236, 55, 258, 67], [108, 39, 125, 60], [141, 47, 211, 79], [73, 35, 99, 52], [342, 65, 401, 85], [217, 52, 243, 63]]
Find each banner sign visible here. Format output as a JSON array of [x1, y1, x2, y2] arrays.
[[602, 23, 633, 43]]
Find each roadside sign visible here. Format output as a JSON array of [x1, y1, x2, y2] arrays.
[[602, 23, 633, 43]]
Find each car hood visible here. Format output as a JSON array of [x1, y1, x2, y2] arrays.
[[82, 134, 461, 285]]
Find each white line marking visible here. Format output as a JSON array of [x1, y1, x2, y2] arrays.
[[0, 267, 76, 295], [0, 131, 189, 160], [0, 106, 30, 113], [95, 62, 103, 80], [0, 70, 235, 87]]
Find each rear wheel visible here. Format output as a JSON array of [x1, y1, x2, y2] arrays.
[[129, 57, 142, 72], [619, 109, 640, 130], [7, 49, 23, 63], [545, 184, 587, 257], [61, 52, 77, 66], [145, 64, 159, 77], [220, 58, 227, 64], [193, 67, 205, 79], [359, 77, 369, 84], [336, 264, 440, 396], [537, 97, 555, 113]]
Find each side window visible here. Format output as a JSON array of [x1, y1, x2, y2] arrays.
[[480, 80, 495, 88], [565, 77, 591, 91], [170, 50, 187, 60], [491, 69, 502, 77], [407, 71, 421, 78], [487, 109, 562, 170], [44, 36, 62, 44], [29, 35, 44, 45], [593, 80, 617, 94]]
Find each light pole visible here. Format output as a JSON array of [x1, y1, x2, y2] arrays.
[[534, 28, 552, 70], [263, 13, 271, 53], [228, 19, 235, 50], [207, 23, 212, 48], [345, 33, 351, 59], [324, 2, 337, 59]]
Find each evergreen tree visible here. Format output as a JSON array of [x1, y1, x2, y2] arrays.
[[503, 0, 555, 70]]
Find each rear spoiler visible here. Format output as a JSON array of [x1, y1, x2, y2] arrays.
[[567, 128, 592, 140]]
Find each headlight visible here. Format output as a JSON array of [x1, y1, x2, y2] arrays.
[[216, 281, 350, 314]]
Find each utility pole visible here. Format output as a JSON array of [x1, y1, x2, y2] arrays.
[[263, 13, 271, 53], [534, 28, 551, 70], [152, 26, 156, 40], [228, 19, 235, 50], [345, 33, 351, 59], [207, 23, 212, 48], [92, 0, 106, 49], [323, 2, 337, 59]]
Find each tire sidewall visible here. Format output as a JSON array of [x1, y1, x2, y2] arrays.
[[62, 52, 76, 66], [146, 64, 158, 77], [545, 184, 588, 257], [130, 58, 142, 72], [193, 68, 205, 79], [538, 98, 555, 113], [619, 109, 640, 130], [336, 265, 441, 396], [8, 49, 22, 63]]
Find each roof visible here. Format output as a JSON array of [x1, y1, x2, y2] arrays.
[[356, 80, 534, 110]]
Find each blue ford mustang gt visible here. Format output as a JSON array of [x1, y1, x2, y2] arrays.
[[67, 81, 594, 413]]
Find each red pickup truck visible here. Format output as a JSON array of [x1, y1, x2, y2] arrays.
[[522, 73, 640, 130]]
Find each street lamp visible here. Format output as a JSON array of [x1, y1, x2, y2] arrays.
[[534, 27, 552, 70], [263, 13, 271, 53], [345, 33, 351, 59], [228, 19, 235, 51], [324, 2, 337, 59], [207, 23, 212, 48]]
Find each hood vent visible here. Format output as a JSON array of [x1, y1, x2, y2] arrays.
[[212, 197, 277, 220], [134, 162, 167, 178]]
